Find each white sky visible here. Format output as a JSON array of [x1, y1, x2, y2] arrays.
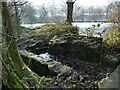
[[29, 0, 119, 6]]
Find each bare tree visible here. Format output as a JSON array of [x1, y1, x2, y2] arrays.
[[88, 6, 95, 21], [21, 3, 36, 24], [107, 1, 120, 25], [112, 1, 120, 27], [8, 1, 28, 38], [73, 4, 82, 21], [36, 1, 48, 23], [60, 0, 67, 15], [94, 7, 104, 21], [37, 6, 47, 23], [81, 8, 85, 21]]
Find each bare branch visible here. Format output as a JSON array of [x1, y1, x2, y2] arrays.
[[0, 32, 17, 39], [74, 0, 77, 3], [8, 1, 28, 7]]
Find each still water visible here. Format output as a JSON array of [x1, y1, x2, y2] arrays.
[[21, 22, 113, 37]]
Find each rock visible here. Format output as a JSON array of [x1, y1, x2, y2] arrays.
[[98, 65, 120, 89], [57, 66, 73, 77], [54, 82, 58, 86], [20, 50, 75, 78]]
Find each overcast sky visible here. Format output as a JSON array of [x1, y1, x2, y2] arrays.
[[29, 0, 118, 7]]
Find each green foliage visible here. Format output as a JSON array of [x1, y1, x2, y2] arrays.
[[89, 32, 94, 37], [86, 23, 102, 37], [103, 26, 120, 46], [2, 59, 28, 89]]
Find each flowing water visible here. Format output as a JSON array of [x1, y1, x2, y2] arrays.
[[39, 52, 53, 61]]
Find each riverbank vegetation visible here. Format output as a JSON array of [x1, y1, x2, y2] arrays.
[[103, 0, 120, 47], [1, 0, 120, 89], [103, 26, 120, 46]]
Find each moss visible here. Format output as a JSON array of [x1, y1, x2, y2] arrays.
[[2, 60, 28, 89], [28, 24, 77, 40], [98, 65, 120, 89]]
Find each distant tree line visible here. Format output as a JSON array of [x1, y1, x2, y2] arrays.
[[6, 0, 120, 24]]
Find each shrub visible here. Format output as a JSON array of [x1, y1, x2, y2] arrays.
[[103, 26, 120, 47]]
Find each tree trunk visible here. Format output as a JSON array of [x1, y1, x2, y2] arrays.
[[66, 2, 74, 25], [14, 2, 20, 38], [2, 2, 25, 72], [82, 9, 84, 22], [106, 9, 108, 20], [2, 2, 42, 88]]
